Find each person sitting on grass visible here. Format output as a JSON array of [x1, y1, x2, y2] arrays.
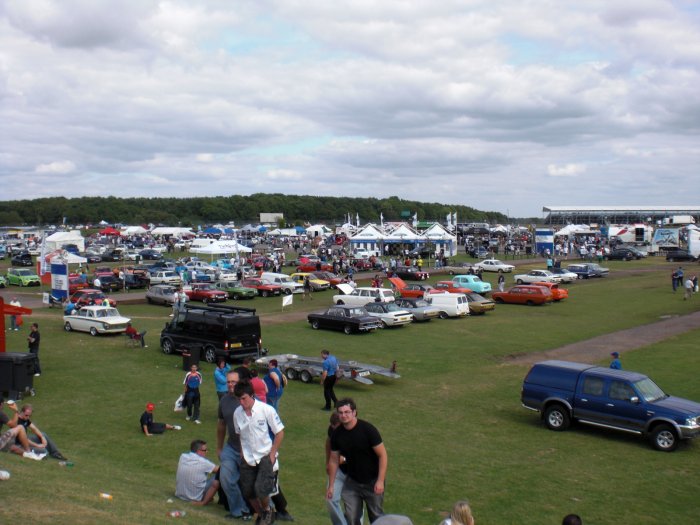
[[125, 322, 148, 348], [175, 439, 220, 506], [140, 402, 181, 436], [0, 397, 45, 460], [14, 404, 67, 461]]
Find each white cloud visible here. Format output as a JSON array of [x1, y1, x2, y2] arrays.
[[35, 160, 76, 174], [547, 163, 587, 177]]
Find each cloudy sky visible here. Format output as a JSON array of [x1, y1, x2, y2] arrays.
[[1, 1, 699, 217]]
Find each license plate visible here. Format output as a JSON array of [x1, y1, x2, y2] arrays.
[[230, 343, 242, 348], [358, 371, 370, 377]]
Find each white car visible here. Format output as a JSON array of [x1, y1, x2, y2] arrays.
[[150, 270, 182, 285], [332, 284, 395, 307], [217, 270, 239, 283], [63, 306, 131, 336], [364, 302, 413, 327], [473, 259, 515, 273], [514, 270, 563, 284], [548, 267, 579, 283]]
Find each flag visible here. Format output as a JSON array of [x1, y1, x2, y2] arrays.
[[380, 212, 384, 226], [356, 213, 360, 227], [282, 295, 293, 307]]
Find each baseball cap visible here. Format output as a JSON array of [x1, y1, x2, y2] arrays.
[[611, 352, 619, 358], [146, 402, 155, 411]]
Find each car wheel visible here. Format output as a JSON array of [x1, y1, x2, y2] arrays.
[[202, 297, 209, 304], [438, 311, 449, 319], [203, 345, 217, 364], [336, 300, 345, 305], [311, 320, 320, 330], [284, 288, 292, 295], [516, 279, 524, 284], [64, 322, 72, 332], [650, 424, 678, 452], [262, 290, 269, 297], [285, 368, 297, 381], [300, 370, 313, 383], [89, 327, 98, 337], [232, 294, 240, 300], [343, 324, 352, 335], [146, 297, 154, 304], [526, 300, 535, 306], [161, 338, 174, 355], [544, 404, 570, 431], [495, 297, 504, 304]]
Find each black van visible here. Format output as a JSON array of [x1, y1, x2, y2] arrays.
[[160, 304, 265, 363]]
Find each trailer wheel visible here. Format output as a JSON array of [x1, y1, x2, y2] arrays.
[[285, 368, 297, 381], [300, 370, 313, 383]]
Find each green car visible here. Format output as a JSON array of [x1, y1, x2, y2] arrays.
[[7, 268, 41, 287], [214, 281, 257, 300], [0, 275, 6, 288]]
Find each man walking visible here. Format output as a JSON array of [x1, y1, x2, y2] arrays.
[[327, 398, 388, 525], [684, 276, 694, 300], [216, 371, 252, 521], [321, 349, 339, 411], [27, 323, 41, 376], [234, 380, 285, 525]]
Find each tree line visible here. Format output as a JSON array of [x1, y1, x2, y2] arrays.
[[0, 194, 509, 227]]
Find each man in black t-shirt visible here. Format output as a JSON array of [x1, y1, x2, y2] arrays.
[[327, 398, 388, 525]]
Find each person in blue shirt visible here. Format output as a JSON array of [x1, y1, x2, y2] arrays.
[[610, 351, 622, 370], [183, 364, 203, 424], [213, 359, 230, 400], [321, 349, 339, 411]]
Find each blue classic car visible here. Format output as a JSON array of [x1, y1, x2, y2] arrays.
[[451, 274, 492, 294]]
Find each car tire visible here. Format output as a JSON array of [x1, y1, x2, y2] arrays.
[[336, 300, 345, 305], [262, 290, 269, 298], [232, 294, 240, 300], [161, 338, 174, 355], [146, 297, 154, 304], [311, 320, 320, 330], [494, 297, 504, 304], [89, 327, 98, 337], [438, 311, 449, 319], [667, 257, 674, 262], [300, 370, 313, 383], [64, 322, 72, 332], [343, 324, 353, 335], [284, 288, 292, 295], [650, 424, 678, 452], [516, 279, 524, 284], [203, 345, 217, 364], [544, 404, 570, 431]]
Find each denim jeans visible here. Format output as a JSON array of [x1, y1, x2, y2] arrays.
[[327, 469, 348, 525], [342, 476, 383, 525], [219, 443, 249, 517]]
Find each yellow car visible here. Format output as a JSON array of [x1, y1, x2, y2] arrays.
[[290, 272, 330, 291]]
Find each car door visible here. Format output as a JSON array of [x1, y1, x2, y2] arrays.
[[573, 374, 612, 425], [604, 380, 648, 432]]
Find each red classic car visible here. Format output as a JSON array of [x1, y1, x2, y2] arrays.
[[532, 281, 569, 302], [310, 271, 346, 287], [427, 281, 473, 295], [93, 266, 114, 278], [296, 261, 334, 272], [70, 289, 117, 307], [240, 278, 282, 297], [184, 283, 228, 304], [491, 285, 553, 306], [69, 275, 89, 294], [388, 277, 433, 299]]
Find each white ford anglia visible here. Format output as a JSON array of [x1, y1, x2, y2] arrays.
[[63, 305, 131, 336]]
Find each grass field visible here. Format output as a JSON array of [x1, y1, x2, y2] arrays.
[[0, 257, 699, 524]]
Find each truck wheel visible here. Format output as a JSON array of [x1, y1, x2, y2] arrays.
[[650, 424, 678, 452], [161, 338, 174, 355], [438, 311, 449, 319], [300, 370, 313, 383], [544, 404, 570, 431], [343, 324, 353, 335], [311, 320, 320, 330], [203, 345, 217, 364], [285, 368, 297, 381]]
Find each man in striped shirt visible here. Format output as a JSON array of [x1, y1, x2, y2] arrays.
[[175, 439, 220, 504]]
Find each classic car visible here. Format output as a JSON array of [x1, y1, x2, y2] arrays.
[[240, 278, 282, 297], [0, 275, 6, 288], [70, 289, 117, 307], [351, 258, 375, 270], [428, 281, 473, 295], [443, 262, 475, 275], [94, 266, 115, 278], [307, 305, 383, 334], [84, 253, 103, 263], [664, 249, 698, 262], [257, 353, 400, 385], [122, 272, 150, 289], [566, 263, 609, 279], [473, 259, 515, 273], [310, 271, 346, 288], [216, 270, 240, 283], [139, 249, 163, 260], [393, 297, 441, 321], [6, 268, 41, 287], [63, 305, 131, 336], [145, 284, 178, 305], [388, 276, 429, 298], [95, 274, 123, 292], [451, 274, 492, 294], [149, 270, 182, 286], [390, 266, 430, 281], [463, 292, 496, 315], [532, 281, 569, 301], [296, 260, 334, 272], [607, 248, 644, 261], [184, 283, 228, 304], [332, 284, 395, 306], [491, 285, 553, 306], [364, 302, 413, 327], [214, 281, 258, 300], [548, 267, 579, 283], [290, 272, 331, 291], [469, 246, 490, 259], [10, 252, 33, 266], [514, 270, 563, 285]]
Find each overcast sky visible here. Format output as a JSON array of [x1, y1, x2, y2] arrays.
[[1, 1, 699, 218]]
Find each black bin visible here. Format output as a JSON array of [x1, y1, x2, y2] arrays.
[[182, 349, 201, 371], [0, 352, 36, 399]]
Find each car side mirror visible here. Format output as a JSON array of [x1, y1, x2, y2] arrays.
[[630, 396, 639, 404]]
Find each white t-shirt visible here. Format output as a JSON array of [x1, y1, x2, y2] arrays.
[[234, 399, 284, 466]]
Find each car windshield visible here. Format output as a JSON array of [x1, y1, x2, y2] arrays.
[[385, 303, 403, 312], [633, 377, 667, 402], [17, 270, 32, 276], [465, 293, 486, 301], [96, 308, 121, 318], [348, 307, 367, 316]]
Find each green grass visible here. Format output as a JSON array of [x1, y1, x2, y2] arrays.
[[1, 258, 699, 523]]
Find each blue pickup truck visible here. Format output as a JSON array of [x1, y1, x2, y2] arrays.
[[521, 360, 700, 451]]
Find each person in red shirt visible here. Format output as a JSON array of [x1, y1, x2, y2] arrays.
[[125, 322, 147, 348]]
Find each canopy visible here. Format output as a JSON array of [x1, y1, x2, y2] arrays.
[[99, 227, 121, 236], [190, 241, 252, 254], [121, 226, 148, 235], [44, 230, 85, 252], [203, 227, 222, 234]]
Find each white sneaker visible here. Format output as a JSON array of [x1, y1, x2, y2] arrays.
[[0, 470, 10, 480], [173, 425, 182, 430], [34, 373, 41, 377], [144, 345, 148, 348], [194, 420, 201, 425], [23, 451, 44, 461], [185, 416, 191, 421]]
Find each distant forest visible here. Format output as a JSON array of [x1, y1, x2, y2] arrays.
[[0, 194, 509, 227]]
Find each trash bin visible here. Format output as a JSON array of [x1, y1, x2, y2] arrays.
[[182, 349, 200, 371], [0, 352, 36, 399]]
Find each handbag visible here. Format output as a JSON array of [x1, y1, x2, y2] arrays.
[[174, 394, 184, 412]]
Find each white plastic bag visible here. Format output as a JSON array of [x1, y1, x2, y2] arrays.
[[174, 394, 184, 412]]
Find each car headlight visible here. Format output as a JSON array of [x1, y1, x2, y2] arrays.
[[686, 416, 699, 427]]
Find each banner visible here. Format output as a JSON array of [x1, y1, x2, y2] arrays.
[[50, 262, 69, 301], [282, 295, 293, 307]]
